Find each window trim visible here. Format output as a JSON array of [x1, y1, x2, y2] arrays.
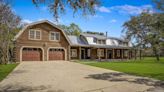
[[49, 31, 60, 41], [124, 50, 128, 57], [71, 49, 77, 57], [28, 29, 41, 40], [97, 49, 104, 57], [117, 50, 121, 57]]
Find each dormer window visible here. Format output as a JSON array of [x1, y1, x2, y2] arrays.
[[97, 40, 106, 44], [29, 29, 41, 40], [93, 38, 97, 43]]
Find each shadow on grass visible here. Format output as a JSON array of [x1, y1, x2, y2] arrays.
[[85, 72, 164, 88]]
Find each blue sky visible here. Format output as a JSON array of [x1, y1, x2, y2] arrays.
[[11, 0, 155, 37]]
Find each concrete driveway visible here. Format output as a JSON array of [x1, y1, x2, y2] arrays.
[[0, 61, 163, 92]]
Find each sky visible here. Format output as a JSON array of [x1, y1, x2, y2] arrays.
[[11, 0, 155, 38]]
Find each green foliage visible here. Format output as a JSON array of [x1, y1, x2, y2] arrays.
[[123, 12, 164, 61], [0, 1, 21, 64], [32, 0, 100, 21], [79, 57, 164, 80], [0, 64, 18, 81], [84, 31, 105, 35], [58, 23, 82, 36], [153, 0, 164, 11]]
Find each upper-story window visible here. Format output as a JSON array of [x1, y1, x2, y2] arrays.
[[97, 40, 106, 44], [49, 32, 60, 41], [93, 38, 97, 43], [29, 29, 41, 40]]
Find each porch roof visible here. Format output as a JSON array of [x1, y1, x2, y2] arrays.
[[90, 45, 131, 49], [68, 35, 89, 46], [67, 35, 131, 49]]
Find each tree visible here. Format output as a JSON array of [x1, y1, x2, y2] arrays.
[[32, 0, 100, 21], [58, 23, 82, 36], [123, 12, 163, 61], [153, 0, 164, 11], [0, 0, 21, 64]]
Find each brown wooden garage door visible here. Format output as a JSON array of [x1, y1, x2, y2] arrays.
[[49, 48, 65, 60], [22, 48, 42, 61]]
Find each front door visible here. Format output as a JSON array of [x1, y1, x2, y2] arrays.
[[108, 50, 113, 59]]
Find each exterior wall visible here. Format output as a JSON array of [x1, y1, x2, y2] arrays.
[[15, 23, 69, 62]]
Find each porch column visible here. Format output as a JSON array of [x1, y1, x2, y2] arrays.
[[79, 47, 81, 60], [105, 48, 108, 59], [68, 46, 71, 61], [113, 49, 115, 59], [128, 50, 131, 59], [121, 49, 124, 59], [98, 48, 101, 61]]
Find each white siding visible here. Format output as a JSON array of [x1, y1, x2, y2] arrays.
[[128, 42, 133, 47], [86, 37, 96, 44], [106, 39, 113, 45], [106, 39, 119, 46]]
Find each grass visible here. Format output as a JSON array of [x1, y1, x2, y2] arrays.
[[0, 64, 18, 81], [78, 57, 164, 81]]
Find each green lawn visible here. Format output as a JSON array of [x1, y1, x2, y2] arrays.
[[78, 57, 164, 81], [0, 64, 18, 81]]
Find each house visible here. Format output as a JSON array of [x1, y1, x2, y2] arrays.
[[13, 20, 135, 62]]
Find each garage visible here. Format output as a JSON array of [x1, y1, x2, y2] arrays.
[[48, 48, 65, 60], [22, 48, 42, 61]]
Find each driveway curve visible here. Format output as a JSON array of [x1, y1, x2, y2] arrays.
[[0, 61, 163, 92]]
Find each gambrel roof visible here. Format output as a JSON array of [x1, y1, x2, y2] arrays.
[[13, 20, 71, 44]]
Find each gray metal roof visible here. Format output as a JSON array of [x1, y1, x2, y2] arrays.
[[67, 34, 130, 48], [90, 45, 130, 49], [80, 33, 107, 40], [67, 35, 88, 46], [108, 37, 129, 42]]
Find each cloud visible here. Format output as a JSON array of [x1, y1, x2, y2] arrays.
[[96, 6, 110, 13], [110, 19, 117, 23], [21, 19, 33, 24], [110, 5, 154, 15]]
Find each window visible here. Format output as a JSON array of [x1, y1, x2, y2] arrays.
[[93, 38, 97, 43], [29, 29, 41, 40], [102, 40, 106, 44], [87, 49, 91, 57], [98, 40, 101, 44], [124, 50, 128, 57], [97, 40, 106, 44], [97, 49, 104, 57], [49, 32, 60, 41], [117, 50, 120, 57], [71, 49, 77, 57]]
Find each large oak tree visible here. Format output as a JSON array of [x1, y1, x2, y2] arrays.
[[32, 0, 100, 20]]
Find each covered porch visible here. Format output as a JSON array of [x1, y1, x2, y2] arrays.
[[70, 46, 135, 61]]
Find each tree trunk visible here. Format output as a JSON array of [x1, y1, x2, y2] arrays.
[[153, 47, 160, 61]]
